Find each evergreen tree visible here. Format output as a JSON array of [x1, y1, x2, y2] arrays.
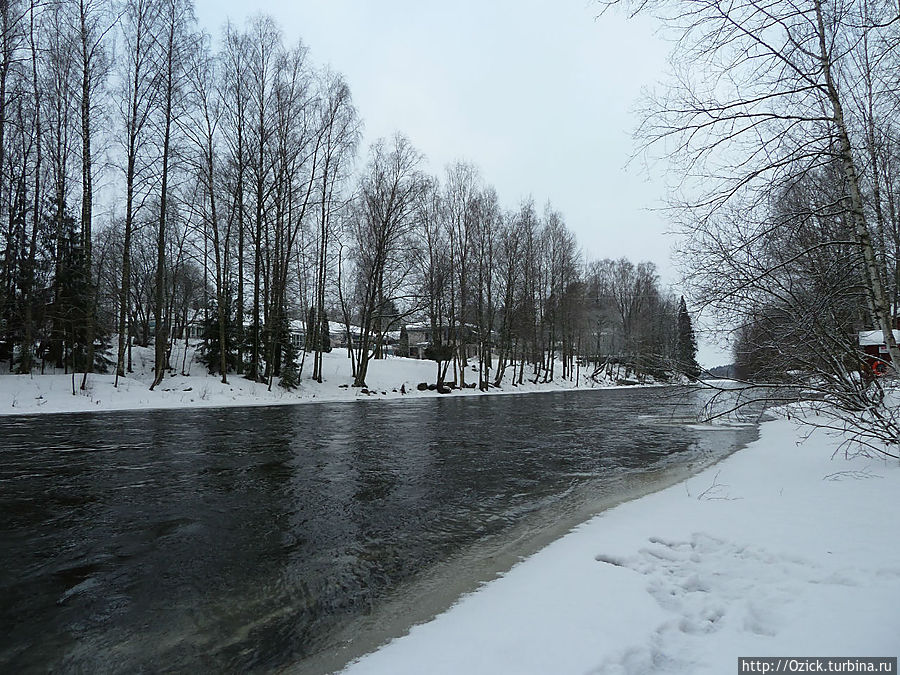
[[320, 310, 331, 353], [675, 296, 701, 379], [243, 319, 264, 380], [279, 322, 300, 389], [398, 324, 409, 357], [305, 305, 318, 352], [198, 304, 239, 375], [44, 207, 99, 373]]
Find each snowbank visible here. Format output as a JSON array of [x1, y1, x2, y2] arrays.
[[341, 413, 900, 674], [0, 343, 651, 416]]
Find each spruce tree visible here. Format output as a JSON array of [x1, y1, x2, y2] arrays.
[[676, 296, 701, 379], [306, 305, 318, 352], [398, 324, 409, 357], [279, 325, 300, 389], [320, 310, 331, 353], [198, 307, 238, 375]]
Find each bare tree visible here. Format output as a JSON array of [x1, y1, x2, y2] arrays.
[[352, 134, 423, 388], [443, 161, 480, 386], [150, 0, 193, 390], [220, 21, 249, 374], [0, 0, 27, 366], [115, 0, 160, 385], [183, 30, 230, 381], [76, 0, 112, 389], [18, 0, 42, 374], [605, 0, 900, 446], [243, 15, 280, 382], [414, 175, 453, 385], [310, 70, 358, 383]]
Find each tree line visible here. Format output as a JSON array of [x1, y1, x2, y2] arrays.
[[607, 0, 900, 452], [0, 0, 700, 392]]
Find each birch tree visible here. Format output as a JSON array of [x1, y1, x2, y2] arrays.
[[116, 0, 160, 384], [75, 0, 112, 388], [606, 0, 900, 367], [150, 0, 192, 390], [310, 70, 358, 383], [352, 134, 422, 388], [605, 0, 900, 445]]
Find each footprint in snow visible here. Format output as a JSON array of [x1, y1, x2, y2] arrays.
[[590, 532, 844, 673]]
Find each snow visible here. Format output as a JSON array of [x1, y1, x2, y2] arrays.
[[0, 342, 647, 416], [858, 329, 900, 346], [341, 412, 900, 674], [7, 344, 895, 673]]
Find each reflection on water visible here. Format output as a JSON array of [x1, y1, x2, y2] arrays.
[[0, 387, 757, 673]]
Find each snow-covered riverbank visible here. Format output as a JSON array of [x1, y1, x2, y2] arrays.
[[0, 343, 651, 416], [341, 412, 900, 674]]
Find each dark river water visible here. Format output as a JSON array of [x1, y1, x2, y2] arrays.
[[0, 387, 758, 674]]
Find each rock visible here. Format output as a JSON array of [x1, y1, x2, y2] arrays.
[[427, 383, 438, 391], [437, 386, 452, 394], [417, 382, 429, 391]]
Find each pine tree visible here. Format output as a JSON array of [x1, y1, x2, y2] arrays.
[[320, 310, 331, 353], [306, 305, 318, 352], [279, 324, 300, 389], [44, 207, 100, 373], [198, 300, 238, 375], [398, 324, 409, 357], [676, 296, 701, 379]]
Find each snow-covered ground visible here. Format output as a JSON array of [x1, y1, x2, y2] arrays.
[[342, 412, 900, 674], [0, 342, 649, 416], [8, 344, 895, 673]]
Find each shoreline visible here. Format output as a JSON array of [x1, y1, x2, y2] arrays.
[[303, 420, 758, 675], [0, 348, 671, 418], [339, 411, 900, 674]]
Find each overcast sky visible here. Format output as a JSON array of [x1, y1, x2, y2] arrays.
[[192, 1, 730, 366]]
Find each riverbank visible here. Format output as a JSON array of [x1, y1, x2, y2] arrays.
[[0, 342, 656, 416], [340, 410, 900, 674]]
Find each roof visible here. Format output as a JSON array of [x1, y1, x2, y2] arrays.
[[858, 330, 900, 346], [405, 321, 477, 331]]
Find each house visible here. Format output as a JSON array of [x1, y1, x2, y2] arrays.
[[403, 321, 487, 360], [288, 319, 306, 350], [858, 329, 900, 374], [287, 319, 345, 351], [148, 319, 204, 341]]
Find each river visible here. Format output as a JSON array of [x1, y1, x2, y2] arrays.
[[0, 386, 758, 673]]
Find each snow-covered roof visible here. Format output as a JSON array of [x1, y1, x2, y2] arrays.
[[405, 321, 476, 331], [284, 320, 398, 338], [288, 318, 348, 334], [858, 330, 900, 346]]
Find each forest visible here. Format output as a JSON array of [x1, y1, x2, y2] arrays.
[[0, 0, 701, 394]]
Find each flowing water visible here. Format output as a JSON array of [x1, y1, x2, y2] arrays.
[[0, 386, 758, 673]]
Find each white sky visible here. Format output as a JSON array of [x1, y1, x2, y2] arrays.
[[192, 0, 731, 367]]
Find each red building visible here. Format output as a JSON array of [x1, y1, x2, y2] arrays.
[[859, 329, 900, 375]]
